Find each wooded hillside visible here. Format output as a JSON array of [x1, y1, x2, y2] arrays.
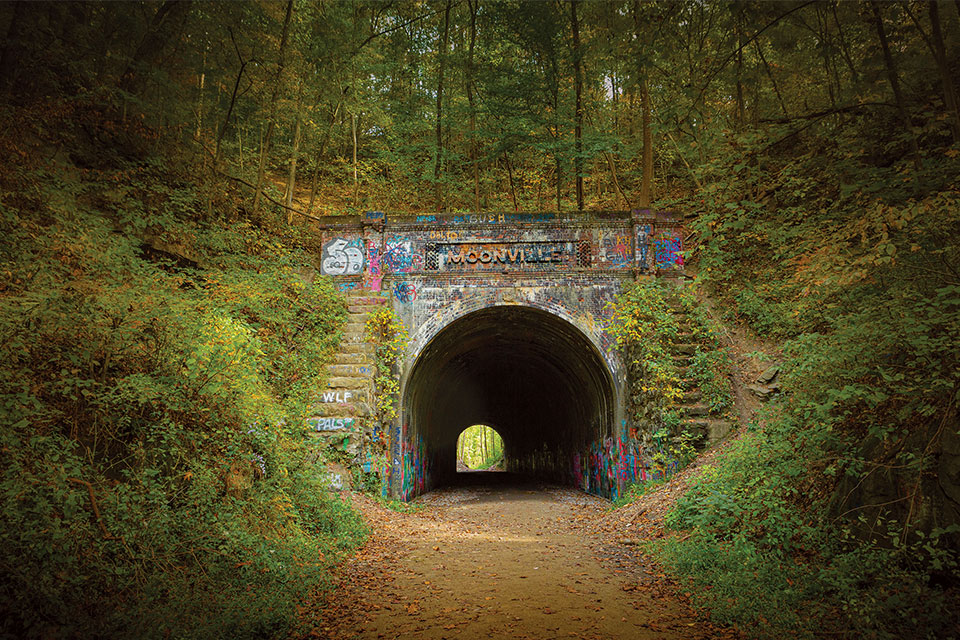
[[1, 1, 958, 638]]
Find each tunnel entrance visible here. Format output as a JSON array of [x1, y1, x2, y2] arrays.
[[398, 305, 617, 499]]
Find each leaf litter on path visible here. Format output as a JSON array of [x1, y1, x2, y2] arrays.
[[299, 482, 740, 639]]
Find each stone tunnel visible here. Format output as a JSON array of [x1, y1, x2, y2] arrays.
[[402, 305, 617, 489], [306, 210, 687, 501]]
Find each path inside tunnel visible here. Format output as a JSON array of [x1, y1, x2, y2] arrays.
[[401, 306, 618, 498]]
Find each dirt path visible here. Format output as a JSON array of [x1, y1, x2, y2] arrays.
[[303, 480, 736, 640]]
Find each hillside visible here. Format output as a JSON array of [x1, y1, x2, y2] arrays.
[[2, 1, 959, 638]]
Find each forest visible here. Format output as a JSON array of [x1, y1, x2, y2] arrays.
[[0, 0, 958, 638]]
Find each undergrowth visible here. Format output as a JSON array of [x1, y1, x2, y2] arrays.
[[654, 111, 960, 637], [0, 107, 365, 638]]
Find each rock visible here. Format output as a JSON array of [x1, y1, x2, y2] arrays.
[[757, 365, 781, 384], [747, 383, 779, 399]]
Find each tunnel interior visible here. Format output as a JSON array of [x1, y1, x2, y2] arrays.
[[401, 306, 616, 496]]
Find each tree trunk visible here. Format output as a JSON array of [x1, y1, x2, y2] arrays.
[[285, 85, 303, 223], [929, 0, 960, 143], [253, 0, 294, 215], [467, 0, 480, 212], [870, 1, 921, 170], [0, 1, 27, 92], [505, 153, 519, 212], [118, 0, 193, 97], [216, 29, 251, 161], [571, 0, 584, 211], [351, 111, 359, 202], [603, 151, 630, 208], [638, 74, 653, 208], [308, 99, 342, 213], [755, 39, 789, 118], [735, 8, 745, 128], [195, 56, 205, 141], [434, 0, 452, 212]]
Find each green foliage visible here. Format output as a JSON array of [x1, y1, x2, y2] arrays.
[[608, 280, 682, 433], [365, 307, 408, 428], [457, 425, 504, 470], [657, 63, 960, 637], [0, 151, 363, 638]]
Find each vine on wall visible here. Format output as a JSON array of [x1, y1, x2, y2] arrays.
[[363, 307, 408, 492]]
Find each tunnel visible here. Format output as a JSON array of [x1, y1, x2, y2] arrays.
[[398, 305, 618, 497]]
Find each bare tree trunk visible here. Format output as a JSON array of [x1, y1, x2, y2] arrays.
[[308, 99, 342, 213], [0, 1, 26, 92], [735, 8, 745, 128], [351, 111, 359, 202], [118, 0, 193, 97], [571, 0, 584, 211], [603, 152, 630, 208], [434, 0, 452, 212], [195, 52, 205, 141], [755, 39, 789, 118], [831, 0, 859, 83], [285, 84, 303, 223], [929, 0, 960, 142], [467, 0, 480, 212], [216, 28, 251, 162], [253, 0, 294, 215], [505, 153, 519, 212], [638, 74, 653, 208], [870, 1, 921, 170]]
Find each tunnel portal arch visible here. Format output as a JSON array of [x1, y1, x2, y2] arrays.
[[397, 304, 619, 498]]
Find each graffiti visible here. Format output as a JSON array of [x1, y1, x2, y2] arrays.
[[450, 212, 555, 224], [364, 239, 382, 291], [306, 209, 686, 501], [382, 236, 421, 273], [309, 417, 355, 431], [399, 426, 429, 500], [428, 229, 460, 241], [325, 473, 345, 490], [321, 237, 365, 275], [636, 224, 651, 270], [653, 232, 683, 268], [601, 234, 632, 268], [393, 281, 417, 304], [444, 243, 568, 268]]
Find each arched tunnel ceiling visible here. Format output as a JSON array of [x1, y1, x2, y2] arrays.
[[404, 306, 616, 485]]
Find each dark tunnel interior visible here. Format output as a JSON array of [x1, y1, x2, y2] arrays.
[[402, 306, 616, 492]]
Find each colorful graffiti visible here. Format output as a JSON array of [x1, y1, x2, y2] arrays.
[[445, 243, 568, 268], [572, 422, 680, 500], [366, 239, 383, 291], [396, 424, 430, 500], [382, 235, 421, 273], [653, 233, 683, 269], [601, 234, 632, 268], [393, 281, 417, 303], [321, 237, 365, 275]]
